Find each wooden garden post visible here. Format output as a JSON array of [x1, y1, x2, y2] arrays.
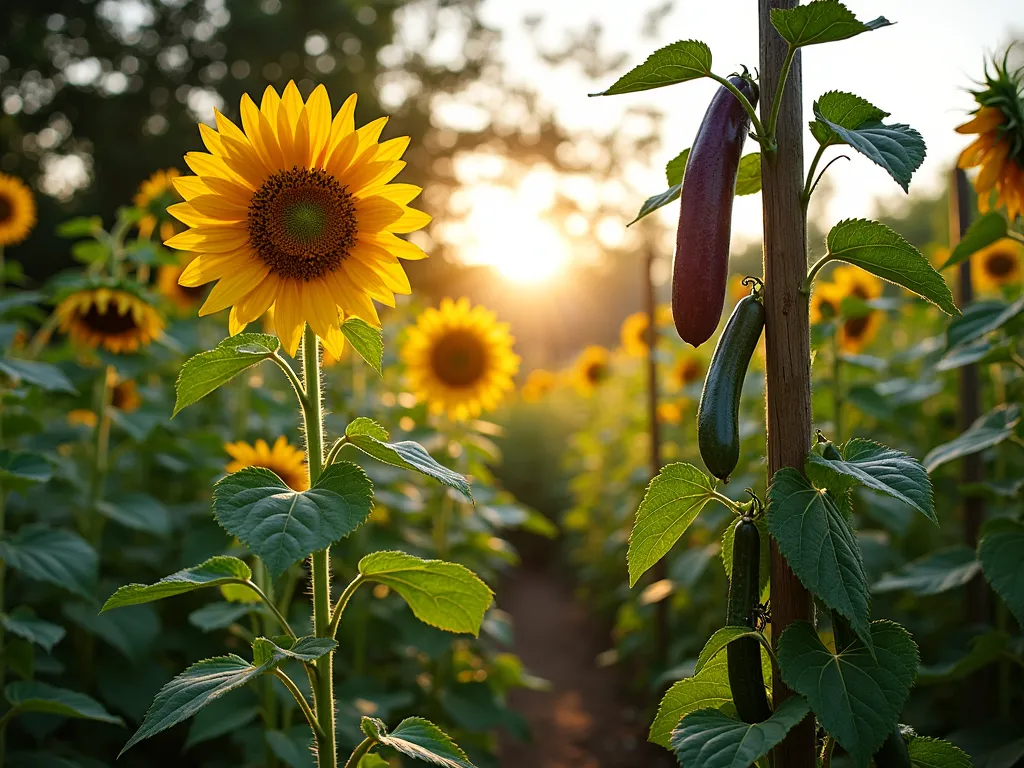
[[759, 2, 816, 767]]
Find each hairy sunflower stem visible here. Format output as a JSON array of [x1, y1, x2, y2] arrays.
[[766, 45, 797, 144], [273, 351, 308, 408], [238, 578, 296, 640], [329, 574, 365, 639], [803, 254, 832, 295], [300, 326, 336, 768], [342, 738, 373, 768], [273, 669, 324, 740]]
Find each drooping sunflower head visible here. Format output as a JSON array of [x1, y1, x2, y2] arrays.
[[832, 265, 882, 303], [669, 354, 704, 391], [973, 237, 1022, 292], [67, 376, 141, 427], [55, 286, 165, 354], [619, 311, 651, 358], [573, 345, 611, 395], [521, 368, 556, 403], [0, 173, 37, 248], [957, 51, 1024, 220], [135, 169, 183, 241], [225, 436, 308, 492], [157, 254, 207, 311], [809, 282, 843, 325], [402, 297, 520, 421], [165, 82, 431, 359], [838, 311, 882, 354]]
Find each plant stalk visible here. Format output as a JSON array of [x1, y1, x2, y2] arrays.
[[300, 326, 336, 768], [343, 738, 373, 768]]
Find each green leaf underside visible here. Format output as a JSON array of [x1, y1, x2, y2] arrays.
[[5, 684, 120, 729], [778, 620, 919, 767], [941, 213, 1009, 270], [358, 551, 493, 636], [0, 525, 96, 598], [123, 637, 332, 754], [734, 153, 763, 196], [0, 358, 77, 393], [666, 148, 690, 186], [345, 418, 472, 501], [96, 493, 171, 536], [5, 681, 122, 725], [0, 608, 66, 653], [213, 462, 373, 580], [811, 91, 889, 145], [340, 317, 384, 375], [671, 696, 811, 768], [767, 469, 872, 648], [805, 438, 935, 524], [630, 184, 681, 225], [771, 0, 892, 48], [592, 40, 711, 96], [907, 737, 973, 768], [812, 104, 925, 192], [917, 631, 1008, 684], [174, 333, 279, 416], [923, 404, 1021, 473], [873, 547, 981, 597], [0, 450, 52, 491], [252, 636, 336, 666], [946, 296, 1024, 349], [825, 220, 958, 315], [628, 463, 716, 587], [366, 716, 476, 768], [102, 556, 253, 611], [978, 521, 1024, 626], [936, 337, 1014, 371], [694, 626, 773, 676]]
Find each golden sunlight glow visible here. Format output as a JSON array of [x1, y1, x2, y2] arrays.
[[451, 181, 571, 285]]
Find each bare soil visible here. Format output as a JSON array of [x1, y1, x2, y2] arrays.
[[498, 565, 675, 768]]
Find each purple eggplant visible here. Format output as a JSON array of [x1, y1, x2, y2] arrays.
[[672, 74, 759, 347]]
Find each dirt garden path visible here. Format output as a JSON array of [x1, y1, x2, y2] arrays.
[[498, 565, 675, 768]]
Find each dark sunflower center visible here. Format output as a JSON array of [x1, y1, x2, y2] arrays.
[[431, 330, 488, 388], [678, 360, 701, 385], [844, 314, 871, 340], [80, 302, 141, 336], [985, 252, 1017, 277], [0, 194, 11, 224], [585, 361, 608, 384], [248, 166, 357, 281], [819, 299, 837, 319]]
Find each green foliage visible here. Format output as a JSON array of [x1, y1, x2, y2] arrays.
[[734, 153, 763, 196], [213, 463, 373, 579], [671, 696, 811, 768], [0, 357, 76, 393], [768, 469, 872, 647], [4, 681, 123, 726], [778, 621, 919, 767], [0, 525, 97, 598], [627, 463, 716, 587], [693, 626, 774, 676], [907, 737, 974, 768], [923, 404, 1021, 473], [978, 520, 1024, 626], [941, 213, 1008, 269], [361, 716, 476, 768], [0, 608, 66, 653], [174, 333, 280, 416], [344, 418, 472, 500], [591, 40, 712, 96], [102, 556, 253, 611], [823, 220, 959, 315], [873, 547, 981, 596], [340, 317, 384, 375], [0, 450, 52, 492], [770, 0, 892, 48], [358, 551, 493, 636]]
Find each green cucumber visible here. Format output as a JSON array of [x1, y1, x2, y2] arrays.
[[727, 517, 772, 723], [698, 291, 765, 482]]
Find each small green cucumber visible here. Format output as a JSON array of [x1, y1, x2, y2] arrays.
[[726, 517, 772, 723]]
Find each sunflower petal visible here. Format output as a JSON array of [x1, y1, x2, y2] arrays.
[[179, 252, 243, 287], [272, 279, 305, 356], [199, 260, 271, 316], [354, 197, 404, 233]]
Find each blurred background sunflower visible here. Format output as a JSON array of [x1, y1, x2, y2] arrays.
[[135, 169, 183, 242], [972, 237, 1022, 292], [402, 297, 519, 420], [0, 173, 36, 248], [520, 368, 556, 403], [224, 436, 308, 492], [67, 377, 141, 428], [668, 353, 704, 391], [157, 254, 206, 312], [55, 286, 164, 354], [164, 83, 430, 358], [619, 311, 651, 358], [572, 345, 610, 395]]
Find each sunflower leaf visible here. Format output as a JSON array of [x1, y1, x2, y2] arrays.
[[361, 716, 477, 768], [941, 213, 1008, 270], [102, 556, 253, 612], [174, 333, 280, 416], [771, 0, 892, 48], [590, 40, 712, 96], [343, 418, 472, 501], [340, 317, 383, 375], [0, 358, 77, 393]]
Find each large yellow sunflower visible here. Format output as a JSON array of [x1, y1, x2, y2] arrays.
[[56, 287, 164, 354], [135, 169, 183, 241], [572, 345, 611, 395], [972, 237, 1022, 292], [402, 297, 519, 421], [957, 54, 1024, 221], [0, 173, 37, 247], [521, 368, 556, 403], [620, 311, 651, 358], [225, 436, 308, 491], [164, 82, 430, 358]]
